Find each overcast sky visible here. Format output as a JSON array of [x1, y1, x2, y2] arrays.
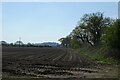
[[2, 2, 118, 43]]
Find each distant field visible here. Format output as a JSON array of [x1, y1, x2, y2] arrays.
[[2, 47, 119, 79]]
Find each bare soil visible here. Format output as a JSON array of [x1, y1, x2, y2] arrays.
[[2, 47, 119, 79]]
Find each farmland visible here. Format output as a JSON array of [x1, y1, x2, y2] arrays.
[[2, 47, 119, 79]]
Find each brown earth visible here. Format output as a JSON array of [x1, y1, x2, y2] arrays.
[[2, 47, 119, 79]]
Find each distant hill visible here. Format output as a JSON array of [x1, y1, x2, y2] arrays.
[[0, 41, 60, 47], [39, 42, 60, 47]]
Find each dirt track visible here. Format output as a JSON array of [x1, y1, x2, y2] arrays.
[[2, 47, 119, 79]]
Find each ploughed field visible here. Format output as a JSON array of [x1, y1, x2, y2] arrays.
[[2, 47, 119, 79]]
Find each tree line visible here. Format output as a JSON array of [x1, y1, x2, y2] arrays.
[[59, 12, 120, 51], [0, 41, 52, 47]]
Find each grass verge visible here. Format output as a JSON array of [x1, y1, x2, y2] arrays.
[[76, 46, 119, 64]]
